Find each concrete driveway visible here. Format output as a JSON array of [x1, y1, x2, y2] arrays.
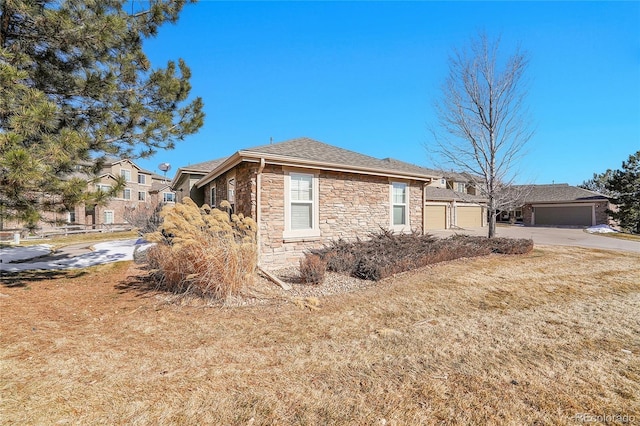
[[428, 225, 640, 253]]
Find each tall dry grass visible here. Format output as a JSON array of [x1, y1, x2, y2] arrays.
[[145, 198, 257, 299]]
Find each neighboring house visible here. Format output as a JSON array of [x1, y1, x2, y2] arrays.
[[19, 159, 176, 231], [80, 158, 175, 227], [424, 171, 488, 230], [189, 136, 485, 269], [505, 184, 610, 227], [171, 158, 227, 205]]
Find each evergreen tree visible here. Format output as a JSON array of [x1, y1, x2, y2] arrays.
[[606, 151, 640, 234], [578, 170, 617, 197], [0, 0, 204, 228]]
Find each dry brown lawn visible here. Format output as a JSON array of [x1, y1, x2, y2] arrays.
[[1, 246, 639, 425]]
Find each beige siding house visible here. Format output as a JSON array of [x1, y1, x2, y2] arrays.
[[80, 159, 175, 227], [193, 137, 442, 269], [423, 171, 488, 230]]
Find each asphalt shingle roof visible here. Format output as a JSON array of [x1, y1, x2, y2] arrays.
[[513, 184, 608, 203], [241, 137, 438, 178], [179, 157, 227, 173]]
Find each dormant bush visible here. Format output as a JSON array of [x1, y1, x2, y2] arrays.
[[308, 230, 533, 282], [145, 198, 257, 299]]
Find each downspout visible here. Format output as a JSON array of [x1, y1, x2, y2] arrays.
[[422, 181, 428, 235], [256, 158, 265, 266]]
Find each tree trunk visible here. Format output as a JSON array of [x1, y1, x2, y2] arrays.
[[488, 196, 496, 238]]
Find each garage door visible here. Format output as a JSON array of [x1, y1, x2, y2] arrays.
[[456, 205, 482, 228], [534, 206, 593, 226], [425, 205, 447, 230]]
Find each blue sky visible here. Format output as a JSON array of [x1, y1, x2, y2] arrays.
[[136, 1, 639, 186]]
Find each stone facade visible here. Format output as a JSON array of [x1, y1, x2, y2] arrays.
[[203, 164, 426, 269]]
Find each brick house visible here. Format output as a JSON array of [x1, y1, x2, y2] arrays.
[[187, 137, 450, 269]]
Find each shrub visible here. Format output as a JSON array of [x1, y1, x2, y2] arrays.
[[299, 254, 327, 285], [309, 230, 533, 282], [145, 198, 257, 299]]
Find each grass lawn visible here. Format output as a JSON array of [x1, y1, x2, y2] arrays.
[[1, 246, 638, 424]]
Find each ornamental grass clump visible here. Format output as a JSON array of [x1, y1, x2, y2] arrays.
[[145, 198, 257, 299]]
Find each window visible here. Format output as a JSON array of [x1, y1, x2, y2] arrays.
[[104, 210, 114, 224], [456, 182, 466, 193], [290, 174, 313, 230], [163, 192, 175, 203], [392, 183, 407, 227], [138, 174, 146, 184], [67, 211, 76, 223], [227, 178, 235, 203], [120, 169, 131, 182], [210, 186, 216, 207], [284, 171, 319, 239], [96, 184, 111, 193], [138, 191, 146, 201], [123, 188, 131, 200]]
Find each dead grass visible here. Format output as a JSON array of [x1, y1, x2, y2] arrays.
[[596, 232, 640, 242], [1, 246, 639, 424]]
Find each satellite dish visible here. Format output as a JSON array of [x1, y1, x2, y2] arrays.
[[158, 163, 171, 172]]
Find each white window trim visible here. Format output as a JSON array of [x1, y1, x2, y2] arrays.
[[120, 169, 132, 182], [163, 192, 175, 203], [137, 174, 149, 185], [210, 185, 217, 207], [122, 188, 132, 200], [138, 191, 146, 202], [390, 181, 410, 232], [283, 170, 320, 240], [104, 210, 114, 225], [227, 173, 236, 205]]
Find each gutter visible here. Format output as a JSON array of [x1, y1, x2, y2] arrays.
[[195, 152, 440, 189]]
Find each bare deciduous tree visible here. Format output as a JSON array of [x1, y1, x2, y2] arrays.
[[430, 33, 533, 238]]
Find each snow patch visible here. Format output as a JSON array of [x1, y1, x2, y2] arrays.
[[0, 239, 143, 272], [585, 225, 618, 234], [0, 245, 52, 263]]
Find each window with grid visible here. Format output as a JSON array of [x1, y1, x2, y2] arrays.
[[138, 191, 146, 201], [123, 188, 131, 200], [104, 211, 114, 224], [392, 183, 407, 226], [290, 173, 313, 230], [121, 169, 131, 182]]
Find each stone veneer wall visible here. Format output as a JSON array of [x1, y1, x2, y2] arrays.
[[594, 200, 611, 225], [203, 163, 257, 219], [259, 166, 424, 269]]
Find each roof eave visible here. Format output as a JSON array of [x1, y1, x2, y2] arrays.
[[196, 151, 439, 188]]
